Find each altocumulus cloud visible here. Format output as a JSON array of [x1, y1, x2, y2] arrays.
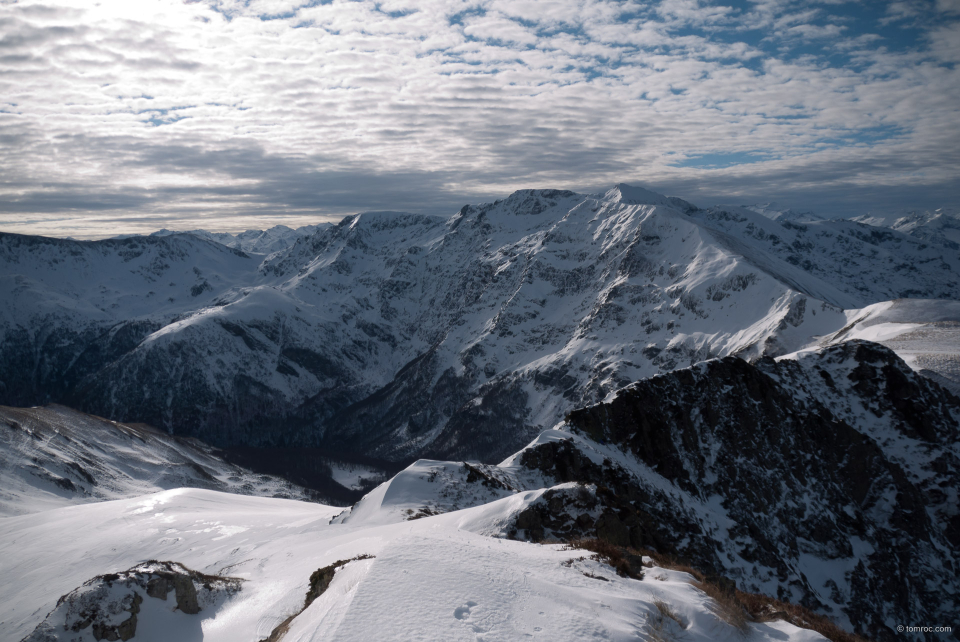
[[0, 0, 958, 237]]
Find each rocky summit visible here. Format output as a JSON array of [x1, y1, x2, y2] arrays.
[[560, 340, 959, 641]]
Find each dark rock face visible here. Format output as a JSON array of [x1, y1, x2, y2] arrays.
[[593, 511, 631, 548], [516, 438, 712, 562], [519, 341, 959, 642], [173, 574, 200, 614], [507, 484, 600, 543], [23, 561, 242, 642], [145, 576, 171, 600]]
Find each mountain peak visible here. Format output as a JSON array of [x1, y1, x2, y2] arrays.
[[603, 183, 671, 205]]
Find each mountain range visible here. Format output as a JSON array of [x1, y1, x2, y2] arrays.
[[2, 184, 958, 641], [2, 184, 958, 463], [852, 208, 960, 251], [115, 223, 331, 256]]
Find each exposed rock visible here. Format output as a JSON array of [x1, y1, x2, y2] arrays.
[[22, 561, 242, 642], [507, 483, 602, 544], [594, 512, 630, 548], [173, 574, 199, 614], [525, 340, 960, 642], [515, 506, 544, 541], [145, 576, 170, 600], [114, 594, 140, 641]]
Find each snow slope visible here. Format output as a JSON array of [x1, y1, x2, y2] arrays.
[[2, 184, 959, 461], [803, 298, 960, 394], [0, 404, 323, 517], [688, 205, 960, 308], [2, 490, 825, 642]]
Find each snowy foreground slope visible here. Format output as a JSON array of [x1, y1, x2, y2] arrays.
[[2, 185, 959, 462], [332, 340, 959, 642], [0, 404, 323, 517], [2, 490, 824, 642], [3, 340, 956, 642]]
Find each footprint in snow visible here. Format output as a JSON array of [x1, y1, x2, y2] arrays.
[[454, 601, 478, 620], [455, 601, 489, 637]]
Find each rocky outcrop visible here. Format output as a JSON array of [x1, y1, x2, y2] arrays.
[[508, 483, 601, 543], [22, 561, 242, 642], [259, 555, 375, 642], [513, 340, 958, 642], [514, 438, 717, 568], [300, 338, 958, 641]]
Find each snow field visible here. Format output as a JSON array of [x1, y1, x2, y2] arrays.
[[0, 486, 829, 641]]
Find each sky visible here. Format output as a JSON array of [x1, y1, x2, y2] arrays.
[[0, 0, 958, 238]]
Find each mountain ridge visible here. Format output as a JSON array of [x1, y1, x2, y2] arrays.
[[329, 338, 958, 641], [2, 185, 959, 462]]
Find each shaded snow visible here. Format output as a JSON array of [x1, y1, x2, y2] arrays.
[[0, 404, 320, 517]]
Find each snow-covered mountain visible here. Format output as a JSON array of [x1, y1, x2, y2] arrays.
[[560, 340, 959, 641], [3, 339, 954, 642], [0, 232, 262, 410], [738, 202, 824, 223], [327, 339, 959, 641], [2, 184, 960, 462], [148, 223, 331, 255], [0, 404, 325, 516], [806, 298, 960, 395], [851, 207, 960, 250]]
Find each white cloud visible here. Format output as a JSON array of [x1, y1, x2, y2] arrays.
[[0, 0, 957, 237], [928, 21, 960, 61]]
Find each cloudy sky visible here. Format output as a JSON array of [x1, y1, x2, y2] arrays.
[[1, 0, 958, 238]]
